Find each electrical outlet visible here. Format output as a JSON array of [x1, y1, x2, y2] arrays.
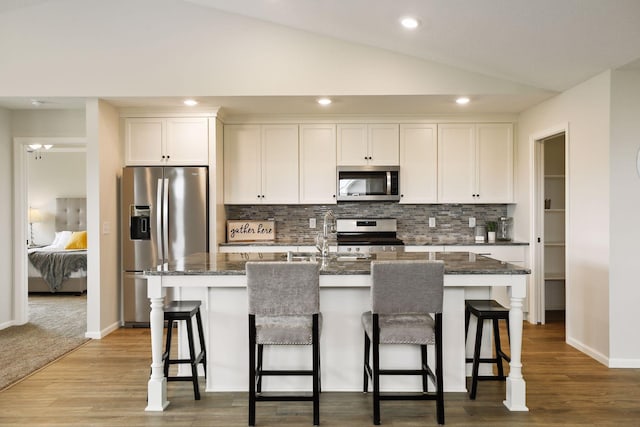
[[429, 217, 436, 228], [469, 217, 476, 228], [309, 218, 316, 229]]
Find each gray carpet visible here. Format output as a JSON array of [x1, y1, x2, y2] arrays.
[[0, 294, 89, 390]]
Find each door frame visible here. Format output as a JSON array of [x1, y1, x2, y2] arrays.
[[529, 124, 569, 324], [13, 137, 86, 325]]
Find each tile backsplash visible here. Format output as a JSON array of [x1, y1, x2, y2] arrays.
[[225, 203, 507, 243]]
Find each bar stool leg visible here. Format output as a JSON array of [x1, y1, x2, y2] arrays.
[[256, 344, 263, 393], [163, 319, 174, 378], [493, 318, 505, 378], [372, 314, 381, 426], [363, 333, 370, 392], [248, 315, 256, 426], [312, 313, 320, 426], [470, 316, 484, 400], [186, 319, 200, 400], [421, 345, 429, 393], [195, 309, 207, 378]]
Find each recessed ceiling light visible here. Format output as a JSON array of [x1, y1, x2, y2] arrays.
[[317, 98, 332, 106], [183, 99, 198, 106], [400, 17, 420, 29], [456, 97, 470, 105]]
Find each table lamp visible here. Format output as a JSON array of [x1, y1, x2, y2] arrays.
[[28, 207, 42, 245]]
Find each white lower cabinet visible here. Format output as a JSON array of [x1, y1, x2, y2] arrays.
[[404, 245, 445, 252], [218, 245, 299, 254]]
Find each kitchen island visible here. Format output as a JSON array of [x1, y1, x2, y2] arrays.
[[145, 252, 529, 413]]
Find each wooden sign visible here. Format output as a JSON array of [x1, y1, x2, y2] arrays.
[[226, 220, 275, 242]]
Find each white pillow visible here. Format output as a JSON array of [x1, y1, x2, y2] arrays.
[[51, 231, 73, 248]]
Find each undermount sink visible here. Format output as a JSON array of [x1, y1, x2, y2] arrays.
[[335, 254, 372, 261], [284, 252, 319, 262], [283, 252, 372, 262]]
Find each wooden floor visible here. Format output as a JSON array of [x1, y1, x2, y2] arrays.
[[0, 312, 638, 426]]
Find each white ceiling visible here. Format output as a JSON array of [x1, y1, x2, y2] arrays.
[[1, 0, 640, 115], [184, 0, 640, 92]]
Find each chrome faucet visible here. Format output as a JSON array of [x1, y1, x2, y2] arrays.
[[316, 209, 336, 257]]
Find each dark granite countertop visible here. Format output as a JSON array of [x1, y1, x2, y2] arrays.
[[219, 240, 529, 247], [147, 251, 530, 276]]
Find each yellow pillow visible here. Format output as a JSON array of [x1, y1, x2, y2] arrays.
[[65, 231, 87, 250]]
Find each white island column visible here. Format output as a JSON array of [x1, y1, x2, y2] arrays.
[[504, 284, 528, 411], [145, 276, 168, 412]]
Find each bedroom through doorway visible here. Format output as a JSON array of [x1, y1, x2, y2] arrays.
[[18, 138, 88, 332]]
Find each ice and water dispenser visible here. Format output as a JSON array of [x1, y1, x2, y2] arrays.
[[129, 205, 151, 240]]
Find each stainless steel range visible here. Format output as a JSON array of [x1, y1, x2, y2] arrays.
[[336, 218, 404, 254]]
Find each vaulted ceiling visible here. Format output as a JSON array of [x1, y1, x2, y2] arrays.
[[1, 0, 639, 115]]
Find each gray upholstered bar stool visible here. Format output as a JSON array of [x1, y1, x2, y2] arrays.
[[362, 260, 445, 425], [246, 261, 321, 426]]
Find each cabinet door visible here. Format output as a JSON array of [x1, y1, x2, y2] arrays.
[[224, 125, 262, 204], [399, 124, 437, 203], [438, 124, 476, 202], [368, 124, 399, 165], [261, 125, 299, 204], [165, 118, 209, 165], [476, 124, 513, 203], [124, 118, 164, 165], [337, 124, 368, 165], [299, 124, 337, 204]]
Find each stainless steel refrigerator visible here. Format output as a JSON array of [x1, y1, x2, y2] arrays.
[[121, 166, 208, 326]]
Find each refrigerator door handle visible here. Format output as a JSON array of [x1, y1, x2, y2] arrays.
[[156, 178, 164, 264], [163, 178, 169, 264]]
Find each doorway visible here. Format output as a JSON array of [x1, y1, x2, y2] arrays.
[[533, 129, 568, 325], [13, 137, 87, 326]]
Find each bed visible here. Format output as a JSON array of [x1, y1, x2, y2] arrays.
[[28, 198, 88, 294]]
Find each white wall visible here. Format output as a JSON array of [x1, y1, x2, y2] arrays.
[[608, 69, 640, 366], [0, 108, 12, 329], [85, 99, 122, 338], [11, 110, 86, 137], [28, 151, 87, 245], [0, 0, 547, 99], [516, 72, 611, 363]]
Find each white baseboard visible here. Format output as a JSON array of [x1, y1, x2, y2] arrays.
[[566, 336, 608, 366], [84, 320, 121, 339], [608, 358, 640, 368], [0, 320, 16, 330]]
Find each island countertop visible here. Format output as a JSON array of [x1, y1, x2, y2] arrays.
[[146, 251, 530, 276]]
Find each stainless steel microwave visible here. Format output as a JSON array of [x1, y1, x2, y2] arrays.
[[336, 166, 400, 201]]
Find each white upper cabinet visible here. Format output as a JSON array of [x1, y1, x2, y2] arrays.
[[438, 123, 513, 203], [124, 117, 209, 165], [299, 124, 337, 204], [224, 124, 299, 204], [399, 124, 438, 203], [476, 124, 514, 203], [337, 124, 399, 165]]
